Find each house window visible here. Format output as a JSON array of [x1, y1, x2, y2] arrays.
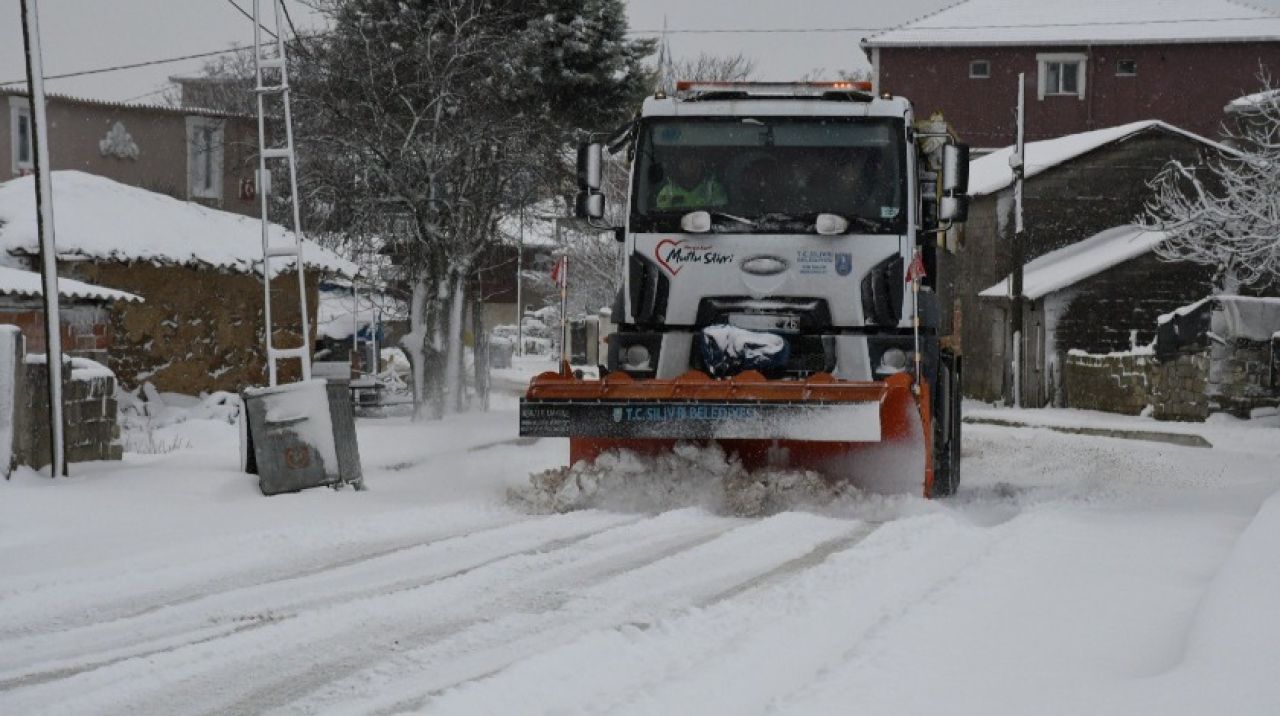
[[186, 116, 224, 200], [1037, 53, 1087, 100], [9, 99, 34, 174], [1116, 59, 1137, 76], [969, 60, 991, 79]]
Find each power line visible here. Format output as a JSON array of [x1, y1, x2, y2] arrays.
[[0, 46, 262, 86], [280, 0, 304, 42], [221, 0, 279, 40]]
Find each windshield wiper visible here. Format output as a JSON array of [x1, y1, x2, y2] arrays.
[[707, 211, 758, 228], [848, 216, 883, 232]]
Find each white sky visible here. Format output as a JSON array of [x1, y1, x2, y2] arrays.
[[2, 0, 1280, 103]]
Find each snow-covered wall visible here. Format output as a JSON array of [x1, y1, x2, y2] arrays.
[[1063, 350, 1155, 416], [13, 354, 122, 469]]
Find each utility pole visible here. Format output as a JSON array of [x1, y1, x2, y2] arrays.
[[20, 0, 66, 477], [516, 205, 524, 357], [1008, 73, 1027, 408]]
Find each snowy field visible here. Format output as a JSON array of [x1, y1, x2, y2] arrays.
[[1, 371, 1278, 715]]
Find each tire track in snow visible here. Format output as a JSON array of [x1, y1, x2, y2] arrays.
[[263, 512, 865, 716], [0, 508, 524, 640], [406, 511, 1007, 716], [0, 510, 719, 715], [0, 511, 634, 695]]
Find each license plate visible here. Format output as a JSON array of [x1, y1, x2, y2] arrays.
[[728, 313, 799, 332]]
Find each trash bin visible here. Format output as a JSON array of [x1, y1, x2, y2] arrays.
[[241, 379, 363, 495]]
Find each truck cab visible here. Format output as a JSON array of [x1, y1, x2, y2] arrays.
[[589, 82, 966, 387]]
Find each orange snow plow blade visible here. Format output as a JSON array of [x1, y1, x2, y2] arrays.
[[520, 369, 940, 497]]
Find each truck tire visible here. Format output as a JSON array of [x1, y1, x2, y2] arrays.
[[931, 351, 961, 497]]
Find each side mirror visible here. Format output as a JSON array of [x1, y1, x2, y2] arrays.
[[942, 143, 970, 195], [576, 142, 603, 192], [575, 190, 605, 219], [939, 194, 970, 223]]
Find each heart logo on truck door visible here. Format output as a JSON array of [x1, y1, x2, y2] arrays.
[[655, 238, 685, 276], [654, 238, 734, 276]]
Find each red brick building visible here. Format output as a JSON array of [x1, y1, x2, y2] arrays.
[[861, 0, 1280, 147]]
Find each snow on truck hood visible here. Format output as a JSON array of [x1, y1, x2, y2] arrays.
[[0, 171, 357, 278]]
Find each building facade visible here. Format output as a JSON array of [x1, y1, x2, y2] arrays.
[[862, 0, 1280, 147], [954, 123, 1226, 405], [1, 89, 259, 217]]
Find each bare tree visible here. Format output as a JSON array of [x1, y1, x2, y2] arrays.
[[1143, 78, 1280, 292], [652, 51, 756, 94]]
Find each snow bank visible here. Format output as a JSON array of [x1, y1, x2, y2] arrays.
[[0, 172, 356, 277]]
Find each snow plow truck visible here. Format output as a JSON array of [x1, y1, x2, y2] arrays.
[[520, 81, 970, 497]]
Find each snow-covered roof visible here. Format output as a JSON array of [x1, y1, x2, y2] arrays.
[[1226, 88, 1280, 112], [968, 121, 1233, 197], [0, 87, 251, 120], [0, 265, 141, 303], [0, 172, 357, 277], [980, 225, 1168, 300], [862, 0, 1280, 48], [1213, 296, 1280, 342]]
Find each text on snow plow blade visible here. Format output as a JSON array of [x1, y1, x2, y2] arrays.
[[521, 370, 947, 498]]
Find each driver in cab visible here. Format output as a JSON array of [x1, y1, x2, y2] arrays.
[[656, 156, 728, 210]]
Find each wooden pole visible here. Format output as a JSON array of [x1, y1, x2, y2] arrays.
[[19, 0, 66, 477], [1010, 72, 1027, 408]]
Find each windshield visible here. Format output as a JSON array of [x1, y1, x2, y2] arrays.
[[631, 117, 907, 234]]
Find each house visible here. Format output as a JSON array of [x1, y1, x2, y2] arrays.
[[2, 88, 259, 216], [0, 264, 140, 365], [0, 171, 356, 394], [954, 121, 1228, 405], [861, 0, 1280, 147]]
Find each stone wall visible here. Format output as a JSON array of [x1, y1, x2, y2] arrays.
[[1208, 339, 1278, 418], [1062, 350, 1153, 415], [63, 262, 318, 394], [13, 355, 122, 469], [1150, 351, 1211, 422], [1066, 342, 1277, 421]]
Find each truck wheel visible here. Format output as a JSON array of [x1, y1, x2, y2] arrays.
[[931, 351, 961, 497]]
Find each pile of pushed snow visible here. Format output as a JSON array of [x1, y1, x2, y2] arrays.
[[120, 383, 241, 428], [510, 443, 856, 517]]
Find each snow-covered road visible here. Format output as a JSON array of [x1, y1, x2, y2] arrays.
[[1, 397, 1277, 715]]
